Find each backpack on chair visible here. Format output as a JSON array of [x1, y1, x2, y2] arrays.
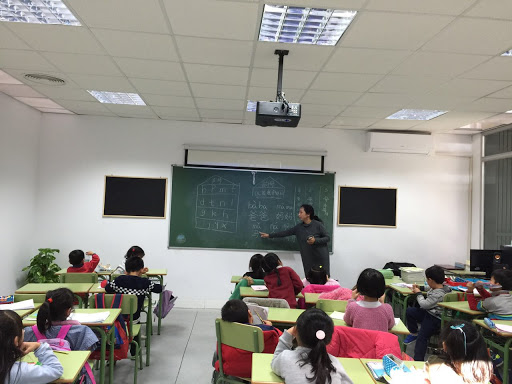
[[90, 293, 129, 361], [153, 290, 177, 319]]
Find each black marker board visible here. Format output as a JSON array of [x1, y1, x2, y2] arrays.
[[169, 166, 334, 251], [103, 176, 167, 218], [337, 186, 397, 227]]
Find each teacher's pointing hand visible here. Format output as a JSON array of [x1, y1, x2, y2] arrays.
[[259, 232, 269, 238]]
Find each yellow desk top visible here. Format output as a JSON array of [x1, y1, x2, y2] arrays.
[[56, 269, 113, 276], [145, 269, 167, 276], [473, 319, 512, 336], [14, 303, 42, 318], [15, 283, 95, 294], [240, 287, 303, 299], [438, 301, 483, 316], [251, 354, 375, 384], [232, 275, 243, 284], [21, 350, 91, 383], [360, 358, 425, 383], [23, 308, 121, 327]]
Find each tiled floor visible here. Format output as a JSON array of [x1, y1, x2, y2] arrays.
[[102, 308, 219, 384]]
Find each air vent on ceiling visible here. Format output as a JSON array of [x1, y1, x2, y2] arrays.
[[23, 73, 66, 86]]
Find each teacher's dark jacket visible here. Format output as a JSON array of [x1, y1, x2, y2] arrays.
[[269, 220, 330, 275]]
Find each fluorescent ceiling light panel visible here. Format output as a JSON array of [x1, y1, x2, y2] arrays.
[[259, 4, 356, 46], [88, 90, 146, 106], [247, 100, 257, 112], [501, 49, 512, 57], [0, 0, 80, 25], [386, 109, 447, 121]]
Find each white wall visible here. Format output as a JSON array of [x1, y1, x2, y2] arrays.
[[0, 94, 41, 293], [35, 113, 472, 308]]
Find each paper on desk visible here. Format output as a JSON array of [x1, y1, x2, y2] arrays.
[[330, 311, 345, 320], [455, 287, 479, 294], [0, 299, 34, 311], [391, 283, 414, 288], [67, 311, 110, 323], [495, 323, 512, 333], [395, 318, 401, 326], [251, 285, 268, 291]]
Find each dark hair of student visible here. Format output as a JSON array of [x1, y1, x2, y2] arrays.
[[491, 268, 512, 290], [356, 268, 385, 298], [247, 253, 265, 279], [125, 256, 144, 273], [125, 245, 145, 260], [296, 308, 336, 384], [0, 310, 23, 384], [221, 299, 249, 323], [262, 253, 282, 286], [306, 265, 328, 285], [425, 265, 445, 284], [69, 249, 85, 266], [440, 320, 492, 382], [300, 204, 323, 223], [37, 288, 74, 334]]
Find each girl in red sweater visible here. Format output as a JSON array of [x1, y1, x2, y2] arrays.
[[262, 253, 303, 308]]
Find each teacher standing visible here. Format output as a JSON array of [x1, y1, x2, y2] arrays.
[[260, 204, 331, 275]]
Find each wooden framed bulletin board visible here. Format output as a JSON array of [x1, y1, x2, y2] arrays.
[[337, 186, 397, 228], [103, 176, 167, 218]]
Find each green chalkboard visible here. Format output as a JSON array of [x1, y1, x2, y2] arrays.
[[169, 166, 334, 251]]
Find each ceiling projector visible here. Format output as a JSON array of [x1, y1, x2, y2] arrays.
[[255, 50, 301, 128]]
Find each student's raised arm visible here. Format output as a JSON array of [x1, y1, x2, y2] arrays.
[[271, 327, 295, 376], [17, 342, 63, 384]]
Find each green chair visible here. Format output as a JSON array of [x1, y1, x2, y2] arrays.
[[60, 273, 98, 283], [14, 294, 47, 303], [214, 319, 264, 384], [88, 294, 142, 384], [316, 299, 348, 312]]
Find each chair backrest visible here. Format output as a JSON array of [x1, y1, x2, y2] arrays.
[[443, 292, 459, 302], [88, 294, 137, 338], [242, 297, 290, 308], [60, 273, 98, 283], [316, 299, 348, 312], [14, 294, 46, 303]]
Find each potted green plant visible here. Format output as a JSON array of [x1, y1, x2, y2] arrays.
[[22, 248, 61, 283]]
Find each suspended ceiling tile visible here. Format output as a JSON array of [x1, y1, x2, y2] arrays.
[[104, 104, 159, 118], [151, 106, 199, 119], [279, 0, 366, 8], [163, 0, 259, 41], [31, 85, 96, 101], [324, 47, 411, 74], [365, 0, 476, 15], [434, 78, 512, 97], [68, 74, 135, 92], [0, 49, 57, 71], [339, 106, 399, 119], [311, 72, 383, 92], [91, 29, 178, 61], [114, 58, 186, 81], [252, 43, 334, 71], [461, 57, 512, 81], [52, 99, 115, 115], [190, 83, 246, 99], [340, 12, 454, 50], [369, 119, 423, 129], [422, 18, 512, 55], [300, 103, 345, 116], [250, 68, 316, 89], [0, 24, 31, 49], [14, 96, 62, 108], [300, 90, 362, 105], [184, 64, 249, 86], [370, 75, 450, 94], [66, 0, 170, 34], [456, 97, 512, 112], [414, 111, 497, 130], [488, 85, 512, 99], [37, 108, 74, 114], [41, 52, 122, 76], [297, 114, 334, 127], [195, 98, 245, 110], [0, 84, 44, 97], [129, 78, 191, 97], [247, 87, 305, 101], [202, 118, 243, 124], [392, 51, 490, 77], [330, 116, 380, 127], [353, 92, 413, 107], [408, 93, 477, 110], [199, 109, 244, 119], [141, 94, 195, 108], [175, 36, 253, 66], [0, 69, 22, 84], [6, 23, 105, 54], [465, 0, 512, 20]]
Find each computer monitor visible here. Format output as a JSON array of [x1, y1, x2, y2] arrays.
[[470, 249, 501, 278]]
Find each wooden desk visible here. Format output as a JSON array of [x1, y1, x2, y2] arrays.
[[22, 350, 91, 383], [23, 308, 121, 384], [304, 292, 320, 305], [267, 307, 409, 335], [240, 287, 303, 299], [12, 303, 42, 318], [251, 353, 375, 384], [56, 268, 114, 278], [474, 319, 512, 384], [231, 275, 242, 284], [438, 301, 483, 327], [360, 358, 425, 383], [15, 283, 95, 308]]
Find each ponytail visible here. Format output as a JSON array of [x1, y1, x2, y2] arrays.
[[37, 288, 74, 333], [296, 308, 336, 384], [0, 310, 24, 384], [263, 253, 282, 286]]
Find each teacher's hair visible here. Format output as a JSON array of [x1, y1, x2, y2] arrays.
[[301, 204, 322, 223]]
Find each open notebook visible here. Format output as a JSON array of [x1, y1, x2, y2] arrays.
[[0, 299, 34, 311], [67, 311, 111, 323]]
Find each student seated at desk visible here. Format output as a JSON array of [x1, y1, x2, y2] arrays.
[[262, 253, 303, 309], [114, 245, 148, 274], [298, 265, 340, 308], [466, 269, 512, 320], [213, 299, 282, 378], [23, 288, 98, 384], [425, 320, 492, 384], [271, 308, 353, 384], [67, 249, 100, 273], [343, 268, 394, 332], [0, 310, 63, 384], [229, 254, 266, 301], [404, 265, 451, 361], [103, 256, 162, 321]]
